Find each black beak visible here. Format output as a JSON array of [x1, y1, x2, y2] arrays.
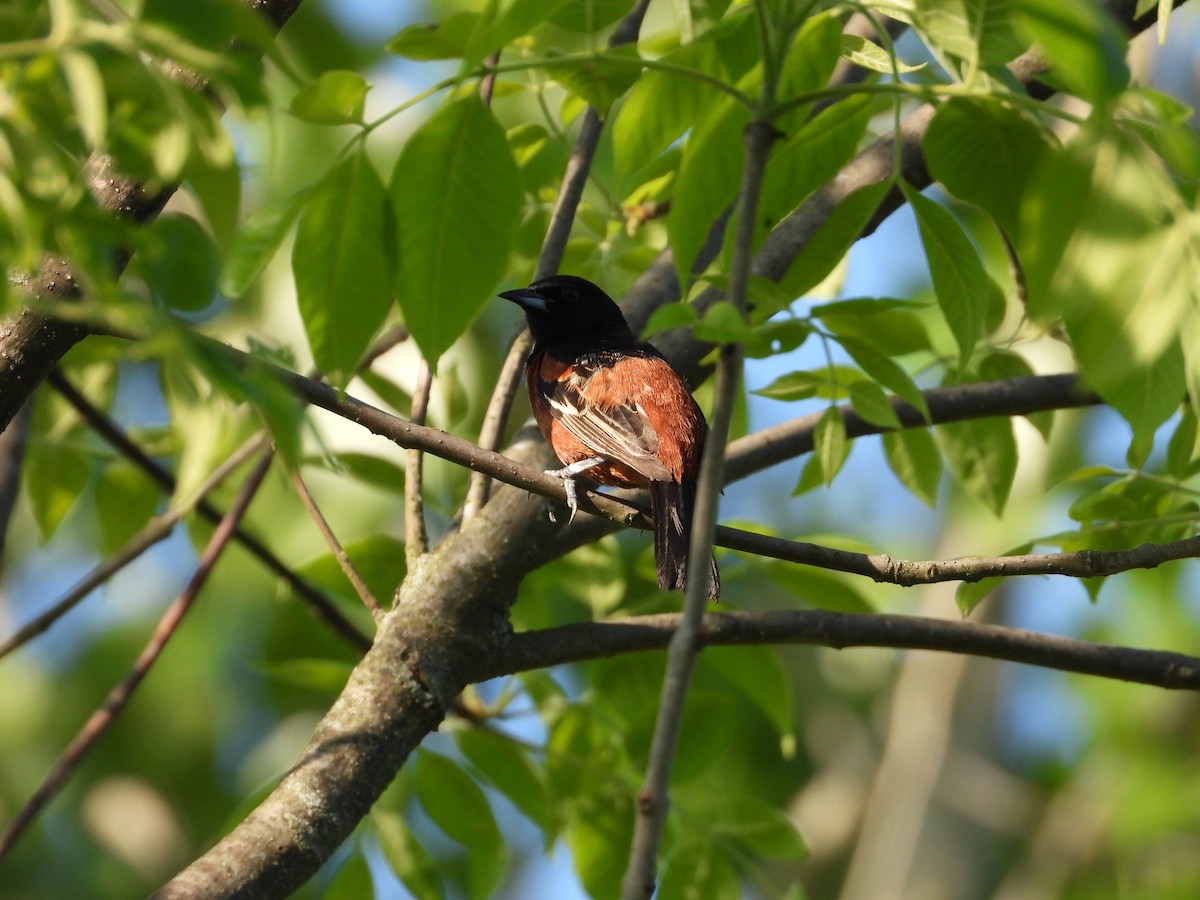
[[498, 287, 549, 311]]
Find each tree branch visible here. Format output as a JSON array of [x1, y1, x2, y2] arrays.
[[474, 610, 1200, 691], [290, 467, 383, 621], [405, 359, 433, 569]]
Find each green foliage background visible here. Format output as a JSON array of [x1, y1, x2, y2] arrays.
[[2, 0, 1200, 897]]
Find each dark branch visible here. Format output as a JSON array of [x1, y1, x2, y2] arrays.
[[476, 610, 1200, 691]]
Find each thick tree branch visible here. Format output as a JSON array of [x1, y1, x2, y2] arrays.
[[474, 611, 1200, 691]]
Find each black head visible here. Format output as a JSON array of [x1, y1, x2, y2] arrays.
[[498, 275, 633, 346]]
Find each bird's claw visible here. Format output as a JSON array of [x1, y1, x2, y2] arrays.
[[544, 456, 605, 526]]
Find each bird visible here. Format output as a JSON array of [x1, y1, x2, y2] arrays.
[[499, 274, 720, 600]]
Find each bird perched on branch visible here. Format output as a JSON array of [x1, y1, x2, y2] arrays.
[[499, 275, 720, 600]]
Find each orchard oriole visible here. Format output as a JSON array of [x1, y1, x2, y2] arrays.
[[499, 275, 720, 600]]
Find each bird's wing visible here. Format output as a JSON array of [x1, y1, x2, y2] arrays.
[[539, 361, 675, 483]]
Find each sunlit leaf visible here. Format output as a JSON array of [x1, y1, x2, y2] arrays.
[[392, 96, 522, 367], [294, 150, 394, 384], [290, 70, 369, 125], [903, 182, 999, 365], [939, 415, 1017, 514]]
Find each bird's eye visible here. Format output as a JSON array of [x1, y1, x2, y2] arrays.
[[562, 286, 578, 301]]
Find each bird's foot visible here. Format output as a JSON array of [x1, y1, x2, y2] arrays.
[[544, 456, 605, 525]]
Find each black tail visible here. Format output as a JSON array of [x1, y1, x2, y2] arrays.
[[649, 481, 720, 600]]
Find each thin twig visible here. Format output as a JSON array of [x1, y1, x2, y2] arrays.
[[0, 434, 267, 659], [289, 467, 383, 621], [0, 401, 32, 562], [462, 0, 652, 523], [476, 610, 1200, 690], [622, 119, 778, 899], [0, 448, 275, 860], [405, 359, 433, 570], [354, 324, 409, 373], [479, 51, 501, 106], [47, 370, 371, 652]]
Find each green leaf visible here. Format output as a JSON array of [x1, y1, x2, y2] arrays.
[[754, 369, 825, 401], [907, 0, 1026, 70], [386, 12, 481, 60], [1087, 338, 1186, 454], [184, 144, 242, 253], [96, 459, 160, 554], [659, 844, 740, 900], [294, 150, 394, 385], [754, 94, 874, 250], [902, 182, 999, 365], [956, 576, 1005, 615], [566, 789, 634, 899], [219, 189, 310, 298], [141, 214, 220, 313], [793, 453, 824, 496], [939, 415, 1017, 515], [849, 380, 902, 428], [508, 123, 568, 194], [356, 370, 413, 416], [978, 350, 1053, 439], [772, 11, 844, 131], [296, 534, 406, 607], [25, 441, 90, 540], [840, 34, 926, 74], [413, 751, 505, 900], [59, 49, 106, 149], [614, 11, 757, 183], [818, 301, 932, 356], [552, 0, 630, 32], [882, 427, 943, 506], [1021, 128, 1197, 439], [815, 406, 848, 486], [773, 564, 874, 612], [686, 793, 806, 859], [1016, 0, 1130, 105], [332, 452, 407, 493], [640, 302, 697, 340], [668, 91, 751, 286], [392, 96, 522, 367], [325, 851, 373, 900], [545, 47, 639, 112], [703, 646, 794, 739], [255, 658, 354, 695], [924, 97, 1053, 238], [289, 70, 369, 125], [1117, 88, 1200, 180], [373, 809, 443, 900], [781, 179, 889, 298], [456, 728, 556, 838], [839, 336, 930, 421], [692, 300, 754, 344], [673, 693, 738, 782], [461, 0, 574, 67]]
